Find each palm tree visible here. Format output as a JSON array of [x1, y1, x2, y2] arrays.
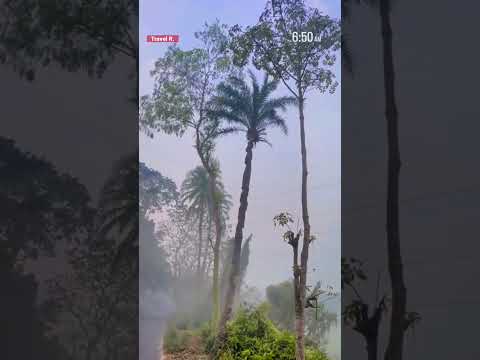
[[212, 71, 296, 350], [181, 164, 232, 324], [97, 152, 138, 270], [181, 166, 211, 276]]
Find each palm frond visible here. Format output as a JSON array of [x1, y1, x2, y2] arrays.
[[213, 71, 294, 145]]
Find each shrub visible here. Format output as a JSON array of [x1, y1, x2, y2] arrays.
[[218, 304, 329, 360], [163, 327, 192, 353], [200, 322, 216, 354]]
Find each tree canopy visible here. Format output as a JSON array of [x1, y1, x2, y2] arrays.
[[0, 0, 137, 81], [229, 0, 340, 98], [0, 137, 93, 270]]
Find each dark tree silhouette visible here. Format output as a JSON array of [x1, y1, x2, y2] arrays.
[[0, 0, 137, 75], [0, 136, 93, 271], [342, 257, 387, 360], [97, 152, 138, 269], [378, 2, 407, 359], [342, 1, 413, 359], [0, 0, 138, 102], [0, 137, 94, 360]]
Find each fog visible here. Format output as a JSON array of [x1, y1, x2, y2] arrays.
[[140, 0, 341, 358], [140, 290, 175, 360]]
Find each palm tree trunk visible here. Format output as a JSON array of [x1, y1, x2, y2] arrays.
[[209, 175, 223, 329], [194, 124, 224, 329], [296, 95, 310, 360], [214, 140, 254, 355], [379, 1, 407, 360], [197, 207, 204, 276], [201, 217, 212, 277]]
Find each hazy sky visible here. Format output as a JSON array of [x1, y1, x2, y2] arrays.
[[139, 0, 341, 293]]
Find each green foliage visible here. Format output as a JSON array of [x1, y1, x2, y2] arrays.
[[266, 282, 296, 330], [139, 162, 178, 217], [266, 281, 337, 347], [163, 327, 193, 353], [140, 21, 235, 139], [229, 0, 340, 97], [212, 71, 295, 145], [200, 322, 216, 354], [218, 305, 329, 360], [181, 165, 232, 228]]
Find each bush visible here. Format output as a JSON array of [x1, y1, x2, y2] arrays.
[[218, 304, 329, 360], [200, 322, 216, 354], [163, 327, 192, 353]]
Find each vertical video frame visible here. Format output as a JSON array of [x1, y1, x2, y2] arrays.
[[139, 1, 341, 359]]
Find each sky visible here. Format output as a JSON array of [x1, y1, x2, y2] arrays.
[[139, 0, 341, 295]]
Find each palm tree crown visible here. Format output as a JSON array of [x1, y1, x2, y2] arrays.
[[181, 164, 232, 226], [212, 71, 296, 145]]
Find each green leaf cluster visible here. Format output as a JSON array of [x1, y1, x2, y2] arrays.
[[163, 327, 193, 353], [218, 305, 329, 360]]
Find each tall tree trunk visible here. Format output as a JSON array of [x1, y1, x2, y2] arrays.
[[197, 207, 204, 275], [380, 1, 407, 360], [366, 335, 379, 360], [214, 140, 254, 355], [209, 173, 223, 329], [201, 217, 212, 277], [296, 95, 310, 360], [194, 124, 223, 329], [291, 234, 305, 360]]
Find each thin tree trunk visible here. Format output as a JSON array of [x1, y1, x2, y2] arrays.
[[201, 217, 212, 277], [366, 335, 379, 360], [209, 174, 223, 329], [380, 1, 407, 360], [194, 124, 223, 329], [357, 305, 383, 360], [292, 236, 305, 360], [197, 207, 204, 275], [296, 95, 310, 360], [214, 140, 254, 355]]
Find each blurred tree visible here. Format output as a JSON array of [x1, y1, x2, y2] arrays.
[[220, 234, 253, 309], [138, 162, 178, 291], [97, 152, 138, 269], [0, 136, 93, 271], [0, 137, 93, 360], [0, 0, 137, 100], [46, 235, 137, 360], [139, 161, 178, 216], [266, 280, 337, 348], [342, 2, 412, 359], [181, 165, 232, 277]]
